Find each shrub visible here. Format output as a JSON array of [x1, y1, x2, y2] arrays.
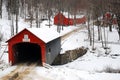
[[100, 66, 120, 73]]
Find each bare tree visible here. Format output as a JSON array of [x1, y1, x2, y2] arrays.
[[111, 0, 120, 40], [0, 0, 2, 18], [11, 14, 14, 36], [91, 0, 101, 41], [34, 0, 39, 28], [87, 12, 92, 46], [15, 0, 19, 34], [85, 0, 92, 46]]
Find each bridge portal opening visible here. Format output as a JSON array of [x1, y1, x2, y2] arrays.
[[12, 42, 42, 65]]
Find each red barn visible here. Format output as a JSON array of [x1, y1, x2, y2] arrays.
[[105, 12, 112, 20], [104, 12, 117, 24], [7, 28, 61, 66], [54, 13, 71, 26], [54, 13, 86, 26]]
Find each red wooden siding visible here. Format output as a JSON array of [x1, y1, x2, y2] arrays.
[[7, 29, 46, 65], [54, 13, 86, 26]]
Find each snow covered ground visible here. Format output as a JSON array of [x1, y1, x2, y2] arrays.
[[29, 26, 120, 80], [0, 4, 120, 80]]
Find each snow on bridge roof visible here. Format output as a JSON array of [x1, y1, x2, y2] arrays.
[[7, 27, 61, 43], [27, 27, 61, 43]]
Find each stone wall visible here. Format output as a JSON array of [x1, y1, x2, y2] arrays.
[[52, 47, 87, 65]]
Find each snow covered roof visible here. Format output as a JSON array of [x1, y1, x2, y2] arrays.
[[7, 27, 61, 43], [62, 12, 85, 18], [55, 12, 85, 19], [26, 28, 61, 43]]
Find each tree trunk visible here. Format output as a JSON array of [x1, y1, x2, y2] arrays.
[[24, 4, 27, 20], [68, 8, 70, 26], [97, 18, 101, 41], [100, 25, 104, 47], [109, 17, 113, 32], [87, 15, 92, 46], [61, 10, 64, 30], [38, 7, 41, 28], [36, 7, 39, 28], [57, 12, 60, 33], [11, 14, 14, 36], [15, 0, 19, 34], [92, 22, 95, 50], [103, 25, 107, 49], [0, 0, 2, 18], [116, 14, 120, 40], [30, 16, 33, 28], [74, 11, 76, 26], [109, 24, 112, 32], [16, 13, 18, 34], [30, 8, 33, 28]]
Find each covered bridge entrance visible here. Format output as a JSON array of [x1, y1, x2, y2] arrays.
[[7, 28, 61, 66], [13, 42, 41, 64]]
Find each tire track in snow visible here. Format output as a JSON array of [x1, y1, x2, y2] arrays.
[[0, 63, 37, 80], [22, 70, 53, 80]]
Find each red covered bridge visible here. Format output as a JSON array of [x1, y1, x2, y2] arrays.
[[7, 28, 61, 66], [54, 13, 86, 26]]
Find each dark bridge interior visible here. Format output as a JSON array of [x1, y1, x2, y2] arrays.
[[13, 42, 41, 64]]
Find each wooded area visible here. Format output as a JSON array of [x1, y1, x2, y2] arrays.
[[0, 0, 120, 46]]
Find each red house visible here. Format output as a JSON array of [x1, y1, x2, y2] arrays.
[[105, 12, 112, 19], [54, 13, 86, 26], [7, 28, 61, 66], [104, 12, 117, 24]]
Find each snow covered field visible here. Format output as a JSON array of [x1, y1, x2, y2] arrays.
[[0, 5, 120, 80]]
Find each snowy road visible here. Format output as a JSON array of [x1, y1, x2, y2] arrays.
[[61, 24, 86, 41], [1, 63, 35, 80], [0, 63, 52, 80]]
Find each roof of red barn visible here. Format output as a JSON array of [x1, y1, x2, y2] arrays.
[[7, 28, 61, 43], [55, 12, 86, 20]]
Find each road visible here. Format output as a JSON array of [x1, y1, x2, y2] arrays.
[[0, 63, 52, 80], [61, 24, 87, 41]]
